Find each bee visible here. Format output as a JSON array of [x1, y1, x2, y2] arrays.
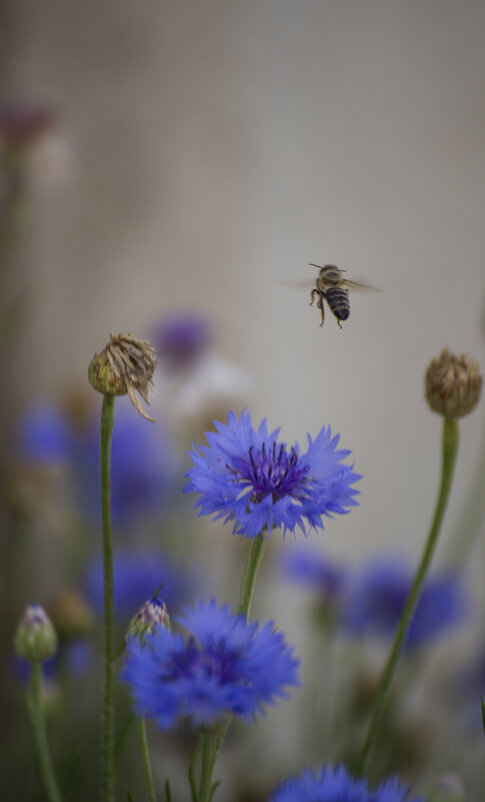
[[308, 263, 377, 328]]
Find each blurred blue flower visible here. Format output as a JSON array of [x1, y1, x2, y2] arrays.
[[152, 311, 212, 371], [269, 764, 423, 801], [122, 599, 300, 729], [79, 400, 178, 528], [280, 546, 348, 604], [340, 556, 468, 650], [185, 409, 360, 539], [83, 548, 189, 624], [13, 639, 93, 684], [17, 404, 74, 465]]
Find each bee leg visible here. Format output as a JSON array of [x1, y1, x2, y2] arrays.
[[309, 289, 319, 307], [337, 320, 342, 329]]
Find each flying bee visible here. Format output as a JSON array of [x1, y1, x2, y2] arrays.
[[307, 264, 378, 328]]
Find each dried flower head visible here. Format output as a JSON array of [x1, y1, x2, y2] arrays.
[[88, 332, 157, 420], [425, 348, 482, 418]]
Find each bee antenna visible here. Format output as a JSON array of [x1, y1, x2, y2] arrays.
[[308, 263, 322, 269]]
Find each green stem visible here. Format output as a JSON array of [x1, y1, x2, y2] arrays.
[[238, 532, 266, 619], [198, 733, 216, 802], [27, 661, 62, 802], [194, 532, 267, 801], [136, 719, 156, 802], [356, 417, 459, 777], [100, 394, 116, 802]]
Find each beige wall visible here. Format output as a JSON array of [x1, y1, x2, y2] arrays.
[[6, 0, 485, 565]]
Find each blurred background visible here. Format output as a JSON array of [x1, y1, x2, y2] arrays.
[[1, 1, 485, 800]]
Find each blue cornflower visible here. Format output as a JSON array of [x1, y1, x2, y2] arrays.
[[280, 546, 348, 604], [152, 311, 212, 370], [84, 548, 190, 624], [79, 400, 178, 528], [122, 599, 300, 729], [17, 403, 74, 465], [185, 410, 360, 539], [13, 639, 93, 684], [269, 764, 423, 802], [340, 556, 468, 650]]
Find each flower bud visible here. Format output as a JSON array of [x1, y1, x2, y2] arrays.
[[88, 332, 157, 420], [126, 596, 171, 644], [46, 589, 95, 642], [425, 348, 482, 418], [14, 605, 58, 662]]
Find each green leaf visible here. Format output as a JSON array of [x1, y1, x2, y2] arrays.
[[209, 779, 221, 801]]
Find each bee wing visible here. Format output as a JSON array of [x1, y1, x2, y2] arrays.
[[342, 277, 381, 292], [280, 278, 316, 289]]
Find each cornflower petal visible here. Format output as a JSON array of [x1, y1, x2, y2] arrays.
[[122, 600, 299, 730], [269, 764, 424, 802], [184, 409, 360, 539]]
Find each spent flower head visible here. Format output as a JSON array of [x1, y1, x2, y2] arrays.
[[14, 605, 58, 663], [185, 409, 360, 539], [425, 348, 482, 418], [122, 599, 299, 730], [88, 332, 157, 420], [269, 764, 424, 802]]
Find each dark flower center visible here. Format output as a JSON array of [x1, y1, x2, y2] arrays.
[[231, 441, 311, 503], [164, 638, 242, 684]]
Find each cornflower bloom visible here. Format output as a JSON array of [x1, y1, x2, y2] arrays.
[[340, 556, 467, 650], [185, 410, 360, 539], [280, 546, 348, 604], [152, 312, 212, 371], [122, 599, 299, 729], [17, 403, 74, 465], [269, 764, 424, 802], [84, 548, 189, 624], [79, 401, 178, 528]]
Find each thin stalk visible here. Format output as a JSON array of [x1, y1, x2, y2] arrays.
[[27, 661, 62, 802], [356, 417, 459, 776], [100, 394, 116, 802], [194, 531, 267, 801], [136, 719, 156, 802], [198, 733, 216, 802], [238, 532, 266, 619]]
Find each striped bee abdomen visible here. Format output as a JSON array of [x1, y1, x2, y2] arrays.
[[325, 287, 350, 321]]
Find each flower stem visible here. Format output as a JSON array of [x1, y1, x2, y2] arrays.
[[194, 532, 267, 801], [136, 719, 156, 802], [27, 661, 62, 802], [356, 417, 459, 777], [100, 393, 116, 802], [238, 532, 266, 619], [198, 733, 216, 802]]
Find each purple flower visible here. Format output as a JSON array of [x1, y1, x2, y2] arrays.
[[185, 410, 360, 539], [152, 312, 212, 371], [340, 556, 468, 650], [280, 546, 348, 604], [269, 764, 423, 802], [122, 599, 300, 729], [79, 400, 178, 528], [83, 548, 190, 624], [16, 404, 74, 465]]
